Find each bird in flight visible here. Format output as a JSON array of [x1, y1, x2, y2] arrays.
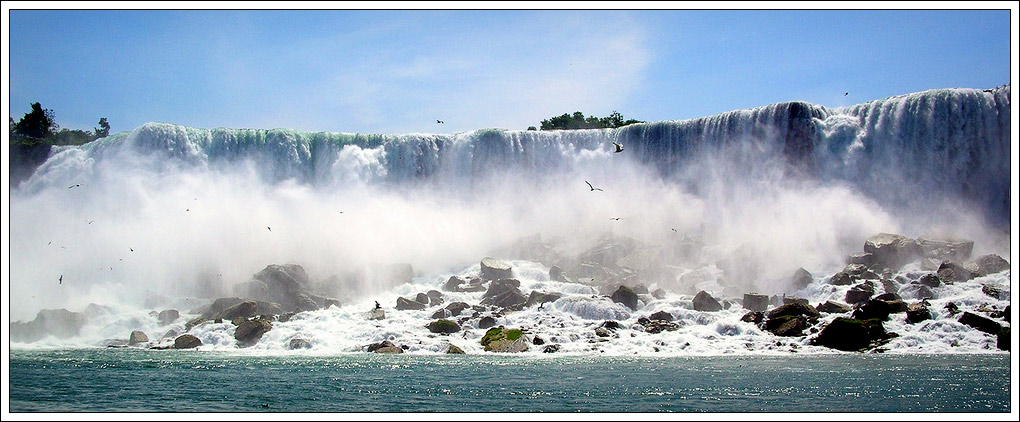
[[267, 226, 272, 232], [68, 184, 81, 189], [610, 217, 621, 221], [88, 220, 95, 225], [130, 248, 134, 252], [436, 120, 444, 124], [612, 142, 624, 153], [586, 181, 603, 191], [844, 92, 848, 96], [59, 275, 63, 284], [671, 228, 678, 233]]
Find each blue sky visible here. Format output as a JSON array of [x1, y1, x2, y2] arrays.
[[6, 7, 1015, 135]]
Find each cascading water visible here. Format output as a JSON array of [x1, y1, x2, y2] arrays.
[[8, 85, 1010, 354]]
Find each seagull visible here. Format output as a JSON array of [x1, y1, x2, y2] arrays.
[[671, 228, 678, 233], [610, 217, 621, 221], [844, 92, 848, 96], [267, 226, 272, 232], [59, 275, 63, 284], [48, 241, 51, 245], [130, 248, 134, 252], [68, 184, 80, 189], [612, 142, 623, 153], [88, 220, 94, 225], [436, 120, 444, 124], [186, 208, 190, 212], [585, 181, 603, 192]]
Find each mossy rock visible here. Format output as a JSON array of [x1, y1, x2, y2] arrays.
[[480, 327, 528, 352], [427, 319, 461, 334]]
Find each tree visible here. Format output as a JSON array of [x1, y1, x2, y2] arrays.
[[14, 102, 58, 139], [538, 110, 643, 131], [94, 117, 110, 138]]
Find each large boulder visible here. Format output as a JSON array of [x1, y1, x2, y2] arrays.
[[863, 233, 919, 269], [480, 257, 513, 280], [830, 264, 879, 286], [958, 311, 1002, 335], [764, 303, 819, 336], [234, 317, 273, 347], [981, 284, 1009, 301], [396, 296, 427, 311], [742, 294, 769, 312], [816, 301, 852, 314], [173, 334, 202, 349], [366, 340, 403, 353], [447, 344, 466, 354], [425, 290, 444, 306], [478, 316, 497, 329], [906, 302, 932, 324], [852, 298, 904, 321], [427, 319, 461, 334], [968, 254, 1010, 276], [480, 328, 529, 353], [692, 290, 722, 312], [481, 279, 527, 311], [916, 237, 973, 262], [845, 282, 876, 305], [811, 317, 893, 351], [997, 328, 1010, 351], [937, 261, 976, 283], [10, 308, 87, 343], [157, 309, 180, 326], [900, 283, 937, 300], [235, 264, 339, 313], [444, 302, 471, 316], [649, 310, 674, 322], [610, 286, 640, 311], [128, 330, 149, 345], [525, 291, 562, 308], [767, 303, 820, 320], [789, 268, 813, 292], [288, 338, 312, 349], [916, 274, 942, 288]]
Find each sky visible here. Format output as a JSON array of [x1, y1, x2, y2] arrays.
[[4, 5, 1016, 135]]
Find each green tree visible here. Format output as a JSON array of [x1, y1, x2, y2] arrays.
[[94, 117, 110, 139], [14, 102, 58, 139], [538, 110, 643, 131]]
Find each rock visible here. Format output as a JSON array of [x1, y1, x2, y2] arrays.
[[532, 336, 546, 345], [542, 344, 561, 353], [610, 286, 640, 311], [288, 338, 312, 349], [906, 302, 932, 324], [937, 261, 976, 283], [235, 264, 333, 312], [396, 296, 427, 311], [173, 334, 202, 349], [443, 276, 467, 292], [480, 257, 513, 280], [10, 308, 87, 343], [525, 291, 562, 308], [783, 296, 809, 306], [370, 308, 385, 320], [917, 274, 942, 288], [692, 290, 722, 312], [901, 283, 936, 300], [790, 268, 813, 292], [480, 328, 528, 353], [649, 310, 674, 322], [374, 346, 403, 354], [916, 237, 973, 262], [742, 294, 769, 312], [765, 315, 808, 336], [958, 311, 1002, 335], [816, 301, 852, 314], [162, 329, 178, 339], [874, 292, 902, 302], [234, 318, 273, 347], [128, 330, 149, 345], [101, 339, 130, 348], [969, 254, 1010, 276], [478, 316, 497, 329], [767, 303, 820, 321], [830, 264, 879, 286], [366, 340, 397, 352], [637, 317, 680, 334], [415, 293, 430, 305], [845, 282, 876, 305], [651, 289, 666, 300], [852, 298, 901, 321], [212, 300, 259, 321], [445, 302, 471, 316], [997, 328, 1010, 351], [846, 252, 875, 267], [549, 265, 564, 281], [944, 302, 960, 315], [447, 344, 466, 354], [981, 284, 1009, 301], [481, 279, 528, 311], [811, 317, 893, 351], [741, 311, 764, 325], [595, 327, 613, 338], [431, 309, 452, 319], [427, 319, 461, 334], [863, 233, 919, 269], [157, 309, 180, 326], [601, 320, 622, 330], [426, 290, 444, 306]]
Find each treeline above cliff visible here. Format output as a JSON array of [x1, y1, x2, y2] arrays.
[[9, 102, 111, 187]]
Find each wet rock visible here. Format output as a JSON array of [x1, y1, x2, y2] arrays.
[[944, 302, 960, 315], [431, 309, 451, 319], [816, 301, 852, 314], [549, 265, 564, 282], [874, 292, 902, 302], [234, 317, 273, 347], [288, 338, 312, 349], [958, 311, 1002, 335], [427, 319, 461, 334], [783, 296, 809, 306], [742, 294, 769, 312], [442, 275, 467, 292], [480, 257, 513, 280], [901, 283, 936, 300], [595, 327, 613, 338], [637, 317, 680, 334], [426, 290, 444, 306], [367, 340, 403, 353], [767, 303, 820, 321], [651, 288, 667, 300], [811, 317, 894, 351], [10, 308, 87, 343], [741, 311, 765, 325], [375, 346, 403, 354], [981, 284, 1009, 301], [396, 296, 427, 311], [846, 252, 875, 267], [852, 298, 902, 321], [481, 328, 528, 353], [831, 264, 879, 286], [445, 302, 471, 316], [610, 286, 639, 311], [415, 293, 430, 305], [692, 290, 722, 312], [906, 302, 932, 324], [370, 308, 385, 320], [542, 344, 561, 353], [128, 330, 149, 345], [968, 254, 1010, 276], [845, 282, 876, 305], [864, 233, 920, 269], [478, 316, 497, 329], [916, 273, 942, 288], [236, 264, 338, 313], [525, 291, 562, 308], [447, 344, 466, 354], [649, 310, 674, 322], [790, 268, 813, 292], [101, 339, 130, 348], [532, 336, 546, 345], [157, 309, 180, 326], [173, 334, 202, 349], [916, 237, 973, 262], [601, 320, 622, 330], [481, 279, 527, 311], [937, 261, 976, 283], [997, 328, 1010, 351], [765, 315, 808, 337]]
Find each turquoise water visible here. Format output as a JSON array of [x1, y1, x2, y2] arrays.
[[7, 350, 1010, 413]]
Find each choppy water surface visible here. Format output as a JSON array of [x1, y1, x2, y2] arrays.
[[8, 350, 1010, 413]]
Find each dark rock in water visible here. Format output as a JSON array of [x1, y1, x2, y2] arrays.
[[396, 297, 427, 311], [783, 296, 809, 306], [651, 288, 666, 300], [937, 261, 976, 283], [852, 298, 902, 321], [162, 329, 178, 339], [213, 301, 259, 321], [610, 286, 640, 311], [790, 268, 813, 292], [917, 273, 942, 288], [601, 320, 622, 330], [767, 303, 820, 321], [637, 318, 680, 334], [443, 276, 467, 292], [916, 237, 973, 262], [234, 318, 273, 347], [944, 302, 960, 315], [375, 346, 403, 354], [480, 257, 513, 280], [481, 328, 528, 353], [415, 293, 430, 305], [173, 334, 202, 349], [549, 265, 564, 281], [969, 254, 1010, 276], [525, 291, 562, 308], [880, 279, 899, 295], [958, 311, 1001, 335], [595, 327, 613, 338], [649, 310, 674, 322], [426, 290, 444, 306], [742, 294, 769, 312], [740, 311, 764, 325], [846, 252, 875, 267], [811, 317, 893, 351], [765, 315, 808, 337], [864, 233, 920, 269], [427, 319, 461, 334], [157, 309, 180, 326], [128, 330, 149, 345], [288, 338, 312, 349], [10, 308, 87, 343], [445, 302, 471, 316], [830, 264, 879, 286], [447, 344, 466, 354], [366, 340, 397, 352], [981, 284, 1009, 301], [481, 279, 527, 311], [542, 344, 561, 353], [235, 264, 336, 313], [101, 339, 130, 348], [692, 290, 722, 312], [901, 283, 936, 300], [478, 316, 497, 329], [906, 302, 932, 324], [431, 309, 452, 319], [874, 292, 902, 302], [845, 282, 876, 305], [532, 336, 546, 345], [816, 301, 852, 314], [997, 328, 1010, 351]]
